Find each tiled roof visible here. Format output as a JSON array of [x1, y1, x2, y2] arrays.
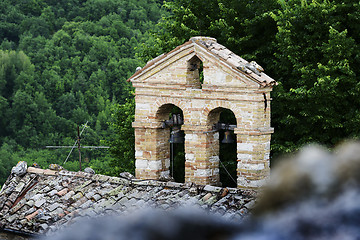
[[0, 167, 255, 236], [190, 37, 277, 87], [128, 36, 277, 88]]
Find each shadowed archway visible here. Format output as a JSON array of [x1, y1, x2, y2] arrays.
[[156, 104, 185, 182], [207, 107, 237, 187]]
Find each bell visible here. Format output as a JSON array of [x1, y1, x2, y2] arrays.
[[169, 126, 184, 143], [221, 130, 234, 144], [170, 114, 183, 126], [169, 131, 184, 143], [169, 127, 184, 143]]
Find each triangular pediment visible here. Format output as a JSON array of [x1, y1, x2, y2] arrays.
[[128, 37, 276, 89]]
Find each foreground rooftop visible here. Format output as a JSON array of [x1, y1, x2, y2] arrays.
[[0, 167, 255, 236]]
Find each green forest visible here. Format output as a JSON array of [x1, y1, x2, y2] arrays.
[[0, 0, 165, 185], [1, 0, 360, 187]]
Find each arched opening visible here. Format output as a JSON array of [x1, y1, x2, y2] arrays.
[[208, 107, 237, 187], [187, 55, 204, 88], [156, 104, 185, 183], [219, 109, 237, 188]]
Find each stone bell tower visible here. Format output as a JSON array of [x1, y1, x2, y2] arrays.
[[127, 37, 276, 189]]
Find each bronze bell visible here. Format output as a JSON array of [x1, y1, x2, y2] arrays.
[[169, 127, 184, 143], [221, 130, 234, 144]]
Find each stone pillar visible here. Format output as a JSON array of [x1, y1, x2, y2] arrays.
[[183, 125, 220, 186], [133, 123, 171, 180], [207, 131, 220, 185], [235, 128, 272, 189]]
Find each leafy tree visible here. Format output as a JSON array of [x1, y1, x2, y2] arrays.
[[0, 50, 35, 98], [0, 3, 25, 44], [108, 97, 135, 175], [0, 142, 18, 185], [0, 50, 37, 140], [137, 0, 279, 64], [270, 0, 360, 155]]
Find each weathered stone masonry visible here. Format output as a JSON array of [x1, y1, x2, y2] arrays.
[[128, 37, 277, 189]]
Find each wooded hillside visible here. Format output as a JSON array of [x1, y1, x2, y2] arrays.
[[1, 0, 360, 187], [0, 0, 165, 185]]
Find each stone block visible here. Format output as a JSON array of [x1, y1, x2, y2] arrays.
[[185, 153, 195, 162], [240, 163, 265, 171], [136, 103, 151, 110], [185, 134, 199, 142], [237, 153, 252, 161], [209, 156, 219, 163], [164, 159, 170, 168], [148, 160, 162, 171], [135, 150, 143, 157], [135, 159, 148, 169], [194, 169, 212, 177], [238, 177, 268, 189], [237, 143, 254, 151]]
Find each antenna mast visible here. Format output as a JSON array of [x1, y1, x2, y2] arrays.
[[44, 121, 110, 171]]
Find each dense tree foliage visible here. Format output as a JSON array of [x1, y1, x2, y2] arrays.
[[108, 97, 135, 175], [270, 0, 360, 156], [140, 0, 360, 161], [0, 0, 165, 185], [1, 0, 359, 187], [138, 0, 279, 65]]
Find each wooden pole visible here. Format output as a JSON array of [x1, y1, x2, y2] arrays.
[[77, 125, 82, 171]]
